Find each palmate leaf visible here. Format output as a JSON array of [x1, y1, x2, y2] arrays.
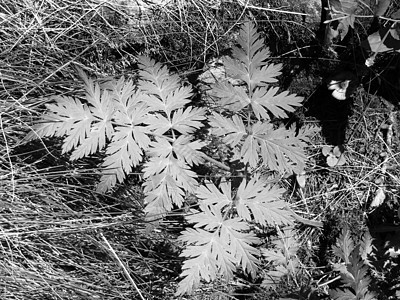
[[177, 203, 260, 296], [235, 177, 293, 226]]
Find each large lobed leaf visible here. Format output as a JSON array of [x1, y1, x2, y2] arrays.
[[97, 87, 152, 192], [26, 96, 94, 152], [212, 20, 303, 118], [251, 87, 303, 119], [211, 119, 313, 174], [143, 136, 203, 217], [177, 203, 260, 295], [138, 55, 193, 115], [210, 113, 247, 147], [235, 177, 293, 226]]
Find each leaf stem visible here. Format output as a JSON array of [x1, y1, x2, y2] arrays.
[[200, 153, 231, 172]]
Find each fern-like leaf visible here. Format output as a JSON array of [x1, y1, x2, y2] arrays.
[[210, 81, 249, 111], [220, 219, 259, 277], [261, 228, 300, 289], [226, 21, 272, 90], [213, 21, 303, 118], [252, 86, 303, 119], [143, 136, 202, 217], [138, 55, 192, 113], [71, 89, 115, 160], [96, 89, 152, 192], [252, 122, 309, 173], [333, 226, 356, 265], [208, 21, 311, 174], [177, 203, 260, 295], [177, 228, 228, 295], [210, 113, 247, 147], [330, 247, 376, 300], [235, 177, 293, 226], [195, 180, 232, 211], [330, 229, 377, 300], [29, 96, 94, 154], [172, 135, 206, 166], [136, 57, 205, 217], [146, 107, 205, 135]]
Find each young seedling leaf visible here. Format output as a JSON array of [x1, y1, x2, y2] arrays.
[[322, 145, 333, 156], [327, 154, 339, 167], [332, 145, 343, 157], [336, 154, 346, 166]]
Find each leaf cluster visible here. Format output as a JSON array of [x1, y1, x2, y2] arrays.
[[176, 21, 313, 295], [26, 20, 314, 296], [27, 56, 206, 218], [208, 21, 313, 174], [176, 178, 293, 295]]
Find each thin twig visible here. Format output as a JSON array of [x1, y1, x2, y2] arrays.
[[246, 4, 309, 16], [100, 232, 146, 300]]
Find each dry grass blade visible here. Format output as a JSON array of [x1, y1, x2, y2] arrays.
[[100, 233, 146, 300]]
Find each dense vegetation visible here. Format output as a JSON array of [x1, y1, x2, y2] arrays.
[[1, 0, 400, 299]]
